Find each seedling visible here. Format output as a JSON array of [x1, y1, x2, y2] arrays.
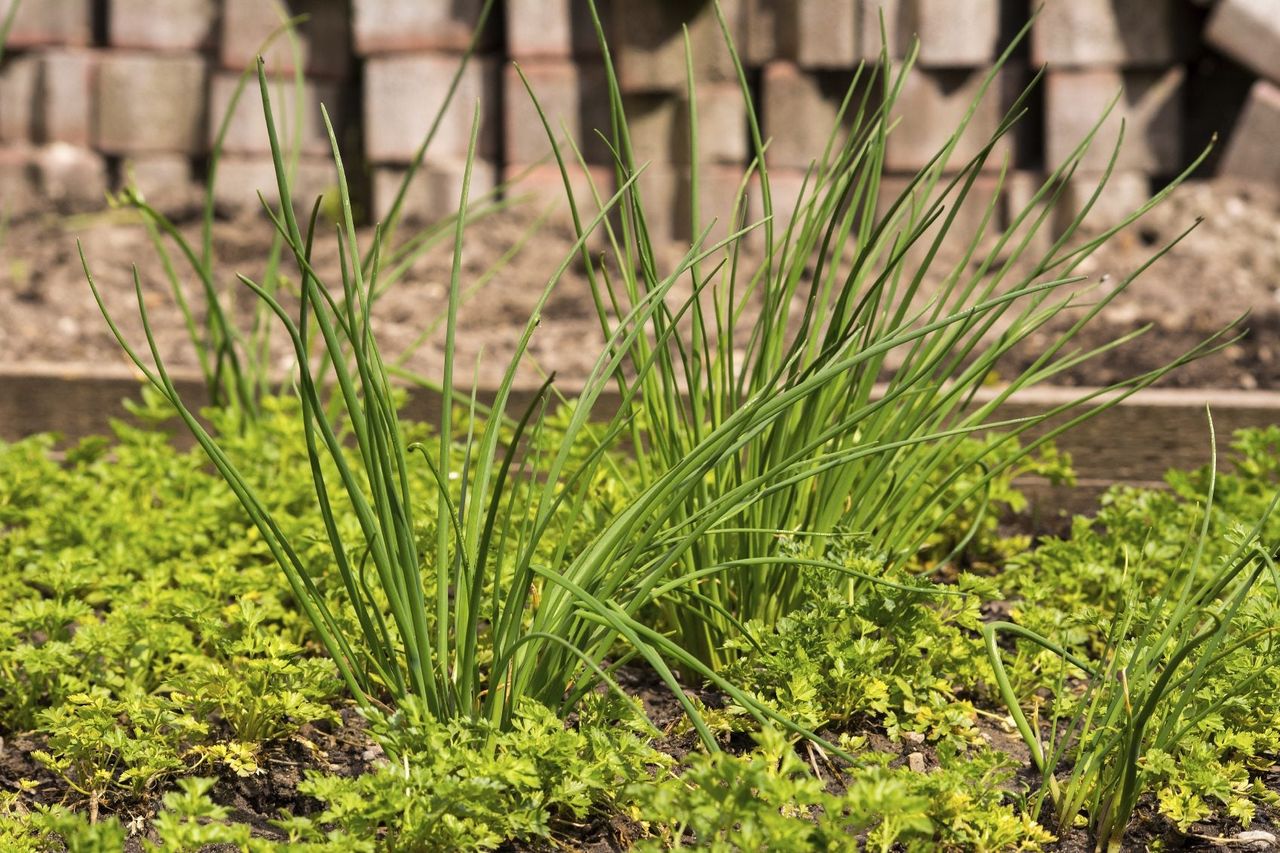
[[528, 2, 1236, 669], [985, 416, 1280, 851]]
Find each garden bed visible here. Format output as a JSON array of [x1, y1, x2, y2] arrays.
[[5, 361, 1280, 520], [4, 37, 1280, 845], [3, 384, 1280, 851], [2, 179, 1280, 392]]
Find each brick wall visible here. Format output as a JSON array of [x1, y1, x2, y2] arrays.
[[0, 0, 1276, 233]]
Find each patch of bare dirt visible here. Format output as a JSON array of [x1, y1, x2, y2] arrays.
[[2, 178, 1279, 392]]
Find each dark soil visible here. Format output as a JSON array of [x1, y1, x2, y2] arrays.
[[206, 705, 380, 846], [2, 179, 1280, 392], [3, 661, 1278, 851]]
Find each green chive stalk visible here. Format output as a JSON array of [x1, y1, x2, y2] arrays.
[[984, 416, 1280, 851], [107, 0, 505, 425], [537, 0, 1236, 668], [88, 62, 952, 755]]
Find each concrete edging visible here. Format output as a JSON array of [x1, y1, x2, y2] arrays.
[[4, 362, 1279, 517]]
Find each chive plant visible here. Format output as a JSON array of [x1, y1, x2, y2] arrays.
[[109, 0, 505, 425], [0, 2, 18, 239], [532, 2, 1234, 668], [87, 0, 1237, 762], [89, 63, 945, 752], [984, 419, 1280, 852]]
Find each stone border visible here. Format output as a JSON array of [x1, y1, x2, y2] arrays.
[[5, 361, 1280, 517], [4, 1, 1278, 225]]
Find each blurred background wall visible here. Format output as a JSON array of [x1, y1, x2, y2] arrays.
[[0, 0, 1276, 237]]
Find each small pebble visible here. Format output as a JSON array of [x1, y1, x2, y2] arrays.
[[1234, 830, 1278, 849], [907, 752, 927, 773]]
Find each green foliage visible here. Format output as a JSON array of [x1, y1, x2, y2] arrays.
[[912, 437, 1075, 573], [988, 427, 1280, 850], [32, 689, 200, 810], [631, 727, 1051, 851], [722, 554, 993, 745], [534, 0, 1225, 675], [631, 725, 926, 851], [702, 437, 1066, 748], [0, 412, 353, 825], [284, 699, 664, 852], [7, 0, 1270, 849], [171, 650, 338, 747], [7, 399, 1280, 850], [1, 403, 1081, 851], [90, 48, 928, 759], [21, 803, 126, 853], [148, 777, 254, 851]]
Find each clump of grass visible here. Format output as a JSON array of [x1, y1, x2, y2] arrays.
[[86, 0, 1234, 772], [527, 2, 1234, 669], [984, 416, 1280, 851], [85, 60, 880, 755], [108, 0, 506, 425]]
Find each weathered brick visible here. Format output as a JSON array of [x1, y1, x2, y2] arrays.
[[612, 0, 741, 93], [674, 82, 748, 165], [506, 0, 605, 59], [95, 53, 209, 154], [1001, 170, 1055, 252], [503, 161, 614, 230], [761, 62, 858, 169], [35, 142, 107, 211], [747, 167, 808, 239], [371, 159, 499, 222], [352, 0, 497, 55], [1045, 68, 1184, 174], [121, 154, 198, 212], [212, 154, 339, 215], [743, 0, 780, 65], [859, 0, 909, 60], [1032, 0, 1191, 68], [503, 61, 610, 166], [109, 0, 217, 50], [221, 0, 352, 79], [1206, 0, 1280, 85], [0, 147, 38, 216], [627, 160, 680, 243], [911, 0, 999, 68], [675, 162, 745, 242], [876, 171, 1004, 265], [364, 53, 498, 163], [884, 66, 1012, 172], [0, 0, 91, 48], [1219, 80, 1280, 183], [1053, 171, 1151, 234], [36, 49, 94, 146], [779, 0, 858, 69], [622, 93, 679, 166], [208, 72, 345, 156], [0, 54, 39, 143]]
